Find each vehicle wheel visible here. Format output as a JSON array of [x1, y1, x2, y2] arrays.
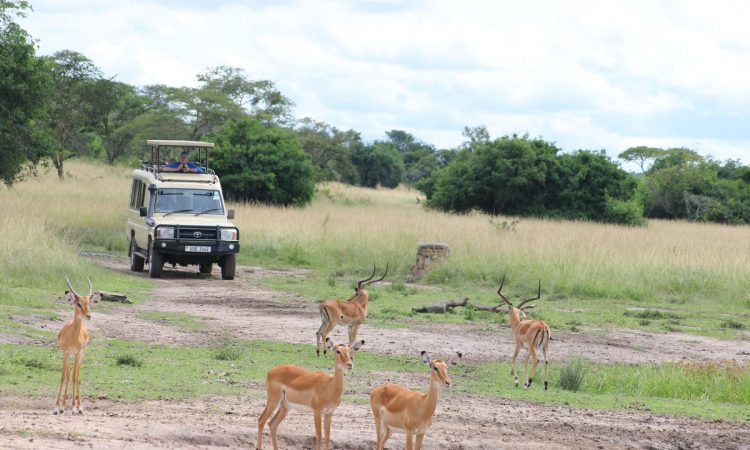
[[221, 254, 236, 280], [130, 238, 144, 272], [199, 262, 213, 274], [148, 245, 163, 278]]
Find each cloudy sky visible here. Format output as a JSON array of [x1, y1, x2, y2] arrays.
[[20, 0, 750, 165]]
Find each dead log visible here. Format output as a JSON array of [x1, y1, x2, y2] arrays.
[[95, 291, 132, 304], [412, 297, 469, 313], [473, 303, 503, 312]]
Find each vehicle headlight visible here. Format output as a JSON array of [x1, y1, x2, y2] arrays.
[[220, 228, 238, 241], [156, 227, 175, 239]]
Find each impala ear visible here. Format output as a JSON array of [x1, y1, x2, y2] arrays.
[[351, 340, 365, 352], [90, 293, 101, 304], [64, 291, 76, 303], [326, 338, 336, 349], [447, 352, 463, 366], [420, 351, 432, 366]]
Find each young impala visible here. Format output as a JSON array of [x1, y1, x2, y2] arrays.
[[496, 275, 551, 390], [256, 338, 364, 450], [370, 351, 462, 450], [315, 263, 387, 356], [54, 276, 100, 414]]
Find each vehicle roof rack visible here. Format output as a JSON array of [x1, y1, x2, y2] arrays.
[[140, 140, 216, 181]]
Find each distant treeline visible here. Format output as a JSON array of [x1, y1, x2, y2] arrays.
[[2, 1, 749, 224]]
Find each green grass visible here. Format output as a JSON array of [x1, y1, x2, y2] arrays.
[[258, 272, 750, 339], [1, 340, 747, 422], [136, 311, 207, 331]]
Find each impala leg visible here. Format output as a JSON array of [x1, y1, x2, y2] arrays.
[[511, 342, 521, 387], [72, 351, 84, 413], [347, 324, 359, 345], [268, 402, 288, 450], [542, 341, 549, 391], [62, 355, 72, 412], [406, 429, 415, 450], [524, 347, 535, 389], [324, 412, 333, 450], [373, 407, 383, 450], [257, 388, 283, 450], [54, 353, 70, 414], [314, 410, 323, 450], [416, 433, 425, 450], [316, 310, 328, 357], [319, 321, 337, 357]]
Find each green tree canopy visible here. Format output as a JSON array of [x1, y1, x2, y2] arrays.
[[211, 118, 315, 206], [352, 142, 405, 188], [295, 118, 361, 184], [0, 0, 50, 186]]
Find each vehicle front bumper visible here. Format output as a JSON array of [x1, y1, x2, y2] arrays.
[[152, 239, 240, 257]]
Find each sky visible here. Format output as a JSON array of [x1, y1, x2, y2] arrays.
[[19, 0, 750, 166]]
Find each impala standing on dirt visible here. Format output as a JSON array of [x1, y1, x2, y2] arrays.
[[126, 140, 240, 279], [256, 338, 365, 450], [495, 275, 551, 390], [315, 263, 387, 356], [370, 351, 462, 450], [54, 277, 100, 415]]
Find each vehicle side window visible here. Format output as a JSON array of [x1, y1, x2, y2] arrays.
[[129, 180, 138, 208], [137, 181, 146, 207]]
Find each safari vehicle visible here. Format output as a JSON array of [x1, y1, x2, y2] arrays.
[[126, 140, 240, 280]]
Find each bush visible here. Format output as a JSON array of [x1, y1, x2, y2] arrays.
[[212, 118, 315, 206], [214, 340, 242, 361], [559, 357, 586, 392], [116, 355, 143, 367]]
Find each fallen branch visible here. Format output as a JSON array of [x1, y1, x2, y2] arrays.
[[412, 297, 469, 314], [96, 291, 132, 304], [473, 303, 503, 312]]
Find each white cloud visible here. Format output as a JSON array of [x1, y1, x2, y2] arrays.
[[19, 0, 750, 160]]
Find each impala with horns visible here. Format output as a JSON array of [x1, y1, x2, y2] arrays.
[[256, 338, 364, 450], [496, 275, 551, 390], [54, 277, 100, 415], [315, 263, 387, 356], [370, 351, 462, 450]]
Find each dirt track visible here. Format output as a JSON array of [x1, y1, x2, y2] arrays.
[[2, 256, 749, 449]]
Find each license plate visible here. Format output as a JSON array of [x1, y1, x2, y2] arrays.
[[185, 245, 211, 252]]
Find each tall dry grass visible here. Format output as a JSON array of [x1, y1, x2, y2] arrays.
[[3, 161, 750, 308]]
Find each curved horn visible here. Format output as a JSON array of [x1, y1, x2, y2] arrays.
[[87, 277, 93, 296], [517, 279, 541, 309], [356, 263, 377, 289], [65, 276, 79, 298], [496, 274, 511, 305], [364, 262, 388, 287]]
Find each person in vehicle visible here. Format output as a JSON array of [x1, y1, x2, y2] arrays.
[[162, 151, 204, 173]]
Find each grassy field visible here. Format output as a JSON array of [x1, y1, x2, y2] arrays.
[[1, 160, 749, 423], [1, 339, 748, 421]]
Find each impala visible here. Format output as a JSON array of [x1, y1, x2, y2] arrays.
[[54, 277, 100, 415], [315, 263, 387, 356], [496, 275, 551, 390], [256, 338, 364, 450], [370, 351, 462, 450]]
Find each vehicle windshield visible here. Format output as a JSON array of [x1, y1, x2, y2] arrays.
[[154, 189, 224, 215]]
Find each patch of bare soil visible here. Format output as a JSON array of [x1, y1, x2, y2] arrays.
[[78, 255, 750, 366], [1, 394, 748, 450]]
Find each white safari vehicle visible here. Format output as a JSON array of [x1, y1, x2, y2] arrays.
[[126, 140, 240, 279]]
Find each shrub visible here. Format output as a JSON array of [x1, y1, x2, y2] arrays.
[[116, 355, 143, 367], [559, 357, 586, 392]]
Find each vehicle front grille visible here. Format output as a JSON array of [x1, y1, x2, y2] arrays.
[[178, 226, 217, 240]]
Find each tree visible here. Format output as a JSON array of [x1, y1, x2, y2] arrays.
[[211, 118, 315, 206], [460, 125, 491, 150], [383, 130, 435, 185], [352, 142, 405, 188], [295, 118, 361, 184], [618, 146, 661, 173], [42, 50, 102, 179], [0, 1, 50, 186], [164, 66, 294, 140]]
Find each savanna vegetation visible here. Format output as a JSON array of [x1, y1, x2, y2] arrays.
[[1, 161, 749, 423]]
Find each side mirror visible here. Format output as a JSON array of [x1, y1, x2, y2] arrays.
[[139, 207, 147, 217], [227, 209, 235, 220]]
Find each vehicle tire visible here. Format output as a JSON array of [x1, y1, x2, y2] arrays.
[[199, 262, 213, 274], [221, 254, 236, 280], [130, 238, 144, 272], [148, 245, 163, 278]]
